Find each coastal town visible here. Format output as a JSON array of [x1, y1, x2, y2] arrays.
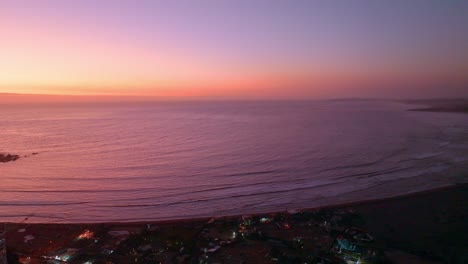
[[3, 182, 466, 264], [2, 208, 386, 264]]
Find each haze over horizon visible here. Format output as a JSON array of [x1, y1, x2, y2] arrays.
[[1, 0, 467, 99]]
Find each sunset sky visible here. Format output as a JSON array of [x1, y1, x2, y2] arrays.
[[1, 0, 467, 98]]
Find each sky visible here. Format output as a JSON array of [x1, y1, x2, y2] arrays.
[[0, 0, 467, 99]]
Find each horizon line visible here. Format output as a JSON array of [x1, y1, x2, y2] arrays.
[[1, 92, 467, 104]]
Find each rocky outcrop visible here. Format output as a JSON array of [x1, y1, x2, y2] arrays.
[[0, 153, 20, 163]]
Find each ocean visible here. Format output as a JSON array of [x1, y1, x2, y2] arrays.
[[1, 100, 467, 223]]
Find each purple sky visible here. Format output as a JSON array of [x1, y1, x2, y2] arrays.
[[1, 0, 467, 98]]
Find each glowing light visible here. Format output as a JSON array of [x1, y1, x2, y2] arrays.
[[76, 230, 94, 240]]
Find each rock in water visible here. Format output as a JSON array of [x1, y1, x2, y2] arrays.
[[0, 153, 20, 163]]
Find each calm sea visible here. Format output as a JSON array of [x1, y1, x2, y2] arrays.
[[1, 101, 467, 223]]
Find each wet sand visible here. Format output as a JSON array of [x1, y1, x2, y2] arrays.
[[2, 183, 467, 263]]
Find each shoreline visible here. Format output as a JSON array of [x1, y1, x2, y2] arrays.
[[1, 183, 462, 226]]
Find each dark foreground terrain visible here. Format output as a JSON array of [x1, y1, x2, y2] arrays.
[[1, 184, 467, 264]]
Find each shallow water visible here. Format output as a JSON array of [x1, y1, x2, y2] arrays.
[[1, 100, 467, 223]]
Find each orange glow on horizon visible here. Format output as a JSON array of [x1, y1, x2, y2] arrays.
[[1, 1, 467, 99]]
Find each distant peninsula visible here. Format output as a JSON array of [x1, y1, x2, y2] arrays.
[[405, 99, 468, 113]]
